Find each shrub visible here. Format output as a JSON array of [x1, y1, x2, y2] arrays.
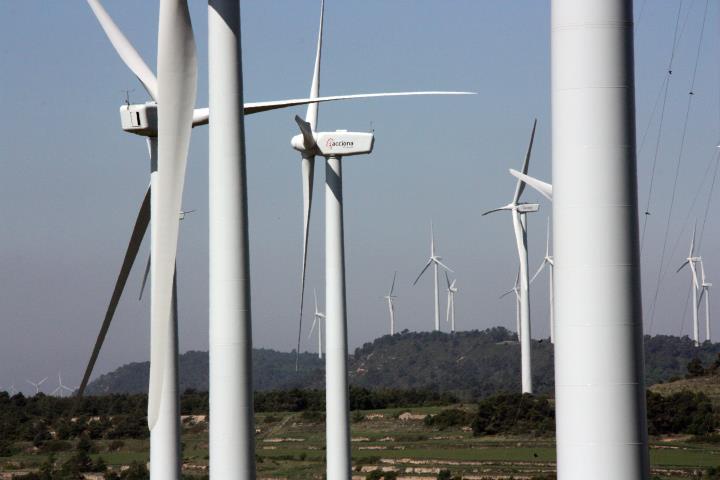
[[424, 408, 473, 430]]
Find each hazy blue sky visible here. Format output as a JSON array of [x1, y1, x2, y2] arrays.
[[0, 1, 718, 395]]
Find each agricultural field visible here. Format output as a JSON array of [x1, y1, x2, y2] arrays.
[[1, 404, 719, 479]]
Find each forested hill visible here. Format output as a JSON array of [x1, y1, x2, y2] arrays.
[[85, 328, 720, 398]]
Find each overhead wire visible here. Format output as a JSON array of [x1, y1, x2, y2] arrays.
[[639, 1, 686, 252], [648, 0, 710, 334]]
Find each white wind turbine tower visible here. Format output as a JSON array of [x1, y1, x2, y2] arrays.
[[677, 228, 702, 347], [698, 259, 713, 342], [26, 377, 47, 396], [500, 269, 521, 341], [445, 272, 458, 333], [551, 1, 649, 475], [413, 224, 454, 332], [530, 218, 555, 343], [385, 272, 398, 335], [483, 119, 539, 394], [52, 372, 75, 398], [308, 289, 325, 359], [291, 0, 473, 365]]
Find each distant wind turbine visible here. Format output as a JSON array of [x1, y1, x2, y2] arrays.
[[413, 223, 453, 332], [26, 377, 47, 396], [308, 289, 325, 359], [677, 227, 702, 347], [445, 272, 458, 333], [483, 119, 539, 394], [698, 259, 712, 342], [500, 269, 521, 342], [530, 218, 555, 343], [52, 372, 75, 397], [385, 272, 398, 335]]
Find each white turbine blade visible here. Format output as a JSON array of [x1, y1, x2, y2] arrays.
[[77, 187, 151, 397], [676, 260, 689, 273], [482, 204, 513, 216], [509, 169, 553, 201], [698, 287, 706, 308], [314, 288, 320, 315], [499, 288, 515, 300], [690, 224, 696, 257], [138, 254, 151, 301], [513, 118, 538, 204], [295, 115, 316, 150], [242, 91, 476, 115], [545, 217, 551, 257], [445, 271, 451, 290], [86, 0, 158, 101], [295, 154, 315, 371], [701, 260, 707, 284], [389, 271, 397, 296], [38, 377, 47, 386], [433, 258, 454, 273], [187, 91, 477, 127], [689, 261, 700, 289], [305, 0, 324, 130], [413, 260, 433, 285], [308, 316, 317, 339], [148, 0, 197, 430], [446, 291, 451, 323], [530, 259, 546, 285], [430, 221, 435, 257]]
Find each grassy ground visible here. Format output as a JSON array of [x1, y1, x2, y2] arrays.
[[1, 406, 718, 479]]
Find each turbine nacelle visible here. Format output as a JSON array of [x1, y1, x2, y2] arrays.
[[516, 203, 539, 214], [120, 102, 158, 137], [291, 129, 374, 157]]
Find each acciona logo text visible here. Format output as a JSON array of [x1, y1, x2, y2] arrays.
[[325, 138, 354, 148]]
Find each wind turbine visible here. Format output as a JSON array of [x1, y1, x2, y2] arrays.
[[530, 218, 555, 343], [500, 269, 521, 342], [483, 119, 539, 394], [308, 289, 325, 359], [698, 259, 712, 342], [385, 272, 398, 335], [413, 224, 453, 332], [80, 3, 469, 477], [291, 0, 474, 365], [445, 272, 458, 333], [677, 228, 702, 347], [52, 372, 75, 397], [26, 377, 47, 396]]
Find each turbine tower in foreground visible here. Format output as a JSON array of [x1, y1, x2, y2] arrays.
[[483, 119, 539, 394], [413, 224, 453, 331], [552, 0, 649, 477]]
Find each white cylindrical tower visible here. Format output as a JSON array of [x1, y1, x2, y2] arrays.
[[208, 1, 256, 478], [552, 0, 649, 478], [515, 211, 533, 394], [325, 155, 352, 479]]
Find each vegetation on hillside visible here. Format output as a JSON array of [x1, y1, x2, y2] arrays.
[[84, 329, 720, 399]]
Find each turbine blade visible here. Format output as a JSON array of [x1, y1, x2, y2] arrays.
[[138, 254, 151, 300], [389, 271, 397, 296], [305, 0, 324, 130], [77, 187, 150, 397], [86, 0, 158, 101], [482, 205, 512, 216], [677, 260, 689, 273], [308, 316, 317, 338], [690, 224, 696, 257], [295, 155, 315, 371], [148, 0, 197, 431], [445, 271, 451, 290], [434, 258, 454, 273], [186, 91, 478, 128], [295, 115, 316, 150], [513, 118, 537, 204], [530, 260, 546, 284], [545, 217, 551, 257], [413, 260, 433, 285], [509, 169, 553, 201], [242, 91, 476, 115], [690, 261, 700, 289], [499, 288, 515, 299], [698, 287, 706, 308]]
